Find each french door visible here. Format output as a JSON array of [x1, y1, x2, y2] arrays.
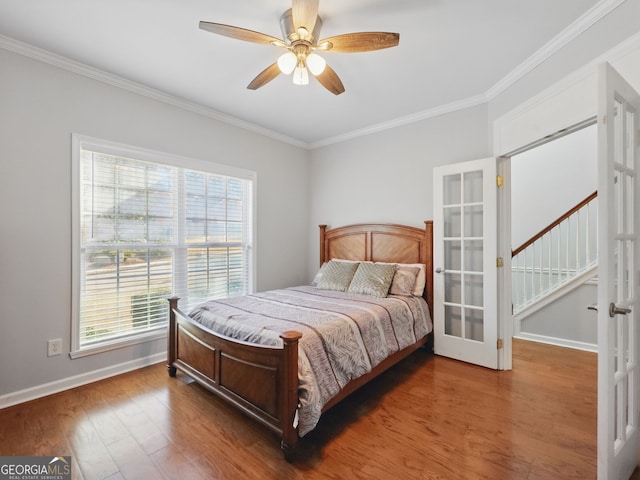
[[433, 158, 499, 369], [597, 63, 640, 480]]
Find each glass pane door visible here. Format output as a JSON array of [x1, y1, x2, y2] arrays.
[[597, 62, 640, 480], [433, 158, 498, 369], [443, 170, 485, 342]]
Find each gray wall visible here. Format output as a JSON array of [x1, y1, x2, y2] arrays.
[[0, 49, 309, 396], [511, 124, 597, 248], [308, 104, 490, 276], [520, 283, 598, 346]]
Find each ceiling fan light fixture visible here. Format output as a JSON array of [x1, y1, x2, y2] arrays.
[[277, 51, 297, 74], [306, 53, 326, 75], [297, 27, 310, 40], [293, 65, 309, 85], [199, 0, 399, 95]]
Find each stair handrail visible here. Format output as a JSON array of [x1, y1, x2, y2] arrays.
[[512, 191, 598, 257]]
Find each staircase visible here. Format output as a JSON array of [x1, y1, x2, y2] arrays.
[[512, 191, 598, 320]]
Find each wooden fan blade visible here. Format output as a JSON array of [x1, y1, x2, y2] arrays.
[[319, 32, 399, 53], [314, 64, 345, 95], [292, 0, 319, 33], [247, 63, 282, 90], [199, 21, 283, 45]]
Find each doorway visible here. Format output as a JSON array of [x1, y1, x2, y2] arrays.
[[510, 122, 598, 351]]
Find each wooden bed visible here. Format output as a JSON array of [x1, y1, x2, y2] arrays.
[[167, 221, 433, 460]]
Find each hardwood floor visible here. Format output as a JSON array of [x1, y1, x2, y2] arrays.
[[0, 339, 597, 479]]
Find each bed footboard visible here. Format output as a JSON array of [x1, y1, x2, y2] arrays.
[[167, 297, 302, 459]]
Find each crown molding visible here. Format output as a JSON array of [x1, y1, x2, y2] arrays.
[[485, 0, 626, 100], [0, 0, 627, 150], [314, 0, 626, 149], [309, 94, 488, 149], [0, 34, 309, 150], [494, 29, 640, 127]]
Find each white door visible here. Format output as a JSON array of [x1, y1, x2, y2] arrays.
[[597, 63, 640, 480], [433, 158, 498, 369]]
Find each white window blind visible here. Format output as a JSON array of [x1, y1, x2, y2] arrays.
[[72, 136, 254, 355]]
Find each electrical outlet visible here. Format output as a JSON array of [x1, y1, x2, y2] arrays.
[[47, 338, 62, 357]]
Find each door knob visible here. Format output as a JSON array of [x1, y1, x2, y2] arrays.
[[609, 302, 632, 317], [435, 267, 445, 274]]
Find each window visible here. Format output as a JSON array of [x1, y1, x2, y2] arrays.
[[71, 135, 255, 357]]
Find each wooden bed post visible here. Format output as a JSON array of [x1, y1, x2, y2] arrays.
[[319, 224, 327, 266], [424, 220, 434, 317], [167, 296, 179, 377], [280, 330, 302, 461]]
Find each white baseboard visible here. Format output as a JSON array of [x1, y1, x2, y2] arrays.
[[515, 332, 597, 353], [0, 352, 167, 409]]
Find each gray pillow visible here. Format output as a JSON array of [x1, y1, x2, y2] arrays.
[[347, 262, 397, 297], [316, 260, 360, 292]]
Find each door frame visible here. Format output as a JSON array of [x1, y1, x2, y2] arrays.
[[497, 155, 513, 370], [495, 118, 598, 370]]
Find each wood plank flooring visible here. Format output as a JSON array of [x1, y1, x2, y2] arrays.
[[0, 339, 597, 479]]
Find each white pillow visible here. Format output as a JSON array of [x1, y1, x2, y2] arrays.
[[404, 263, 427, 296], [311, 262, 327, 286]]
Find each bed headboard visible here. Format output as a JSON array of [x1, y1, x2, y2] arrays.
[[319, 222, 434, 315]]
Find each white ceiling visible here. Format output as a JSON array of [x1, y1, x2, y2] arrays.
[[0, 0, 604, 146]]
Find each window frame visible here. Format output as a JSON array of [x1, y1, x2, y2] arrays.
[[70, 134, 257, 358]]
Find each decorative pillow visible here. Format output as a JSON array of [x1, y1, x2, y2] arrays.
[[347, 262, 397, 297], [316, 260, 360, 292], [378, 262, 426, 296], [407, 263, 427, 296], [311, 262, 327, 286], [389, 265, 421, 296], [312, 259, 359, 286]]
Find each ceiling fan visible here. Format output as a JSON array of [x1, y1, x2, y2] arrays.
[[199, 0, 399, 95]]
